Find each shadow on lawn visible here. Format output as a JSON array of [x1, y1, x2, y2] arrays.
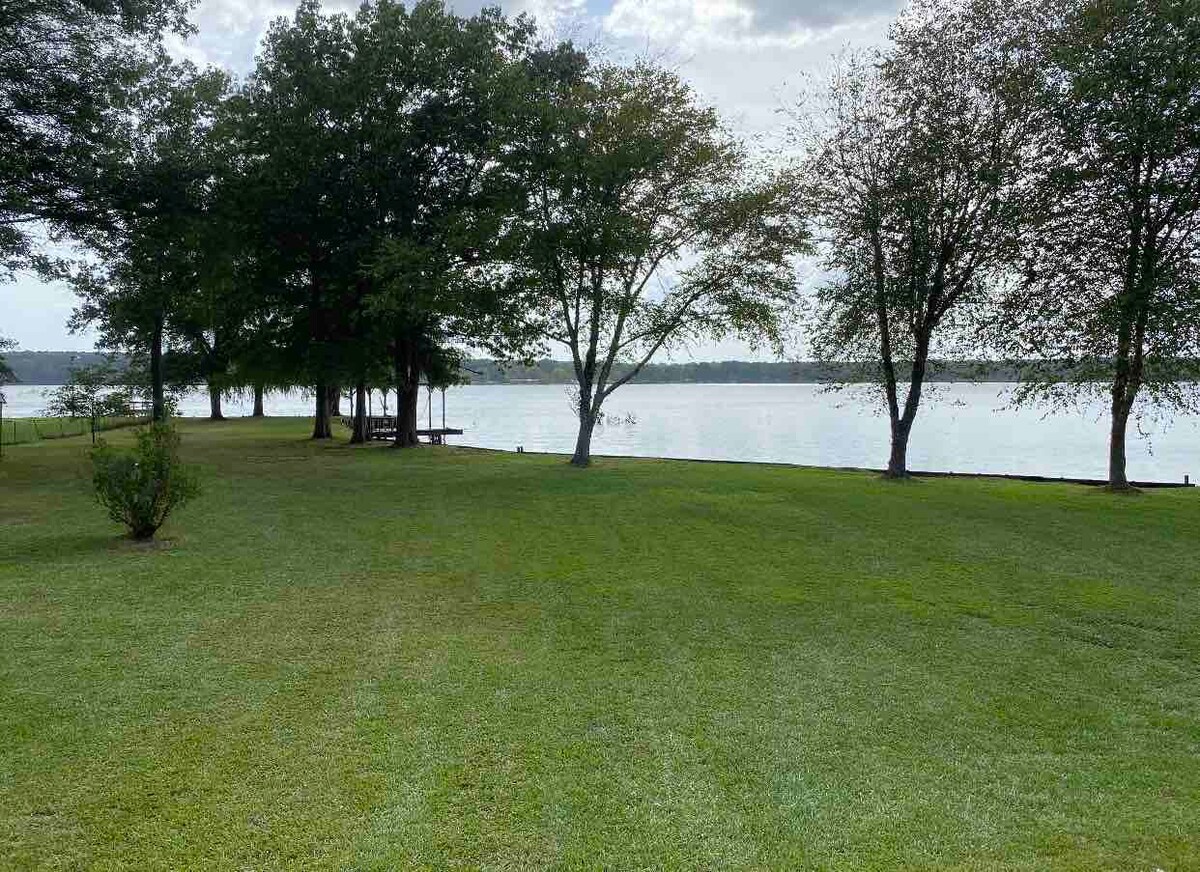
[[17, 530, 180, 563]]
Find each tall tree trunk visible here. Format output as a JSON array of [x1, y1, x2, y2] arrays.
[[252, 383, 265, 417], [207, 382, 224, 420], [326, 384, 342, 418], [350, 381, 368, 444], [398, 381, 419, 446], [1108, 397, 1132, 489], [872, 223, 907, 478], [312, 382, 332, 439], [886, 420, 912, 478], [392, 338, 419, 448], [1107, 303, 1138, 490], [1107, 190, 1149, 490], [150, 313, 166, 422]]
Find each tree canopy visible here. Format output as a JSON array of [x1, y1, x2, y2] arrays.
[[237, 0, 541, 441], [497, 58, 808, 465], [1, 0, 193, 279], [994, 0, 1200, 488], [800, 0, 1043, 477], [71, 57, 232, 421]]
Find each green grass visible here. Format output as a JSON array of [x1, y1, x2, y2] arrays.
[[1, 418, 1198, 870], [0, 416, 145, 446]]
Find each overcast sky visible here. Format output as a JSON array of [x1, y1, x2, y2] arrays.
[[2, 0, 900, 360]]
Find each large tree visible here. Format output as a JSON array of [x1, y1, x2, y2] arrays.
[[800, 0, 1042, 478], [241, 0, 539, 444], [237, 1, 359, 439], [997, 0, 1200, 489], [71, 57, 232, 421], [171, 167, 254, 421], [499, 58, 808, 466], [353, 0, 538, 447]]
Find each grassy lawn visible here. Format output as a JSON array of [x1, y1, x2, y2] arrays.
[[1, 418, 1197, 870], [0, 417, 145, 447]]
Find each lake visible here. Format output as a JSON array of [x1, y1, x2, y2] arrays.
[[4, 382, 1197, 482]]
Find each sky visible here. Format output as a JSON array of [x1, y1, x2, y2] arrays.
[[1, 0, 901, 360]]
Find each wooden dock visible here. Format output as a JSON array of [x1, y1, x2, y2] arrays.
[[341, 416, 463, 444]]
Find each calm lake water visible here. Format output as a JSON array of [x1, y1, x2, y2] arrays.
[[4, 382, 1198, 482]]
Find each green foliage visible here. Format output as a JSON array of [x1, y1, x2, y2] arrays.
[[799, 0, 1043, 474], [0, 335, 13, 384], [994, 0, 1200, 486], [238, 0, 539, 416], [19, 0, 1195, 486], [69, 55, 233, 421], [231, 0, 359, 391], [42, 361, 134, 419], [90, 422, 199, 539], [497, 58, 809, 464], [0, 0, 192, 281]]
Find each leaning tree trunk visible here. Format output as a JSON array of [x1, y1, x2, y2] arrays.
[[252, 384, 265, 417], [350, 381, 368, 444], [882, 335, 930, 479], [571, 410, 598, 467], [312, 382, 332, 439], [150, 314, 166, 422], [207, 383, 224, 420]]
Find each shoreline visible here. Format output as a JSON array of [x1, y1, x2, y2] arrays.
[[451, 443, 1197, 489]]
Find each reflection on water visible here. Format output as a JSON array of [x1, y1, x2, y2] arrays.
[[3, 382, 1197, 482]]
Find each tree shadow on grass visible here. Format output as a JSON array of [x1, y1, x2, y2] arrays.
[[13, 530, 178, 564]]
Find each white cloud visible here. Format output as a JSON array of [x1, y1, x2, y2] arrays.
[[604, 0, 899, 48], [496, 0, 587, 31], [606, 0, 758, 47], [597, 3, 891, 148]]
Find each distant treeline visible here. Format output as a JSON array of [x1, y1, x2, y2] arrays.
[[6, 351, 1034, 386], [5, 352, 129, 385], [456, 359, 1030, 385]]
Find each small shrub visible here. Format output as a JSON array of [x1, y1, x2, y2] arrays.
[[91, 423, 200, 540]]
